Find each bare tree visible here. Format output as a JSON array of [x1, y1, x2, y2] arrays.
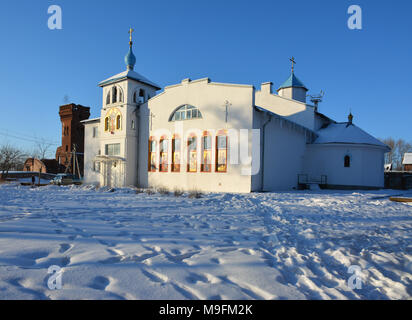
[[0, 145, 25, 179], [381, 137, 412, 170], [33, 137, 53, 160], [382, 137, 395, 165]]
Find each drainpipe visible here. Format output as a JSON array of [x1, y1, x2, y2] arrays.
[[260, 114, 272, 192], [136, 108, 140, 187]]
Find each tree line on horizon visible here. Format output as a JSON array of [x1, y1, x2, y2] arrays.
[[380, 138, 412, 171]]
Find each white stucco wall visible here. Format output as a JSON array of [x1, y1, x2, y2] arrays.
[[303, 144, 386, 188], [141, 78, 255, 193], [83, 120, 101, 185], [255, 84, 315, 130], [252, 110, 308, 191]]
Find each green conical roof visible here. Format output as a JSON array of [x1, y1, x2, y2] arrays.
[[278, 72, 308, 91]]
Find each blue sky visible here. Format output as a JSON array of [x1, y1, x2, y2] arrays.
[[0, 0, 411, 156]]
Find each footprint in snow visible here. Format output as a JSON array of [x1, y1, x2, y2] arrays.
[[90, 276, 111, 290], [59, 243, 72, 254]]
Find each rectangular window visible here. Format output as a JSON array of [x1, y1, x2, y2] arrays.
[[105, 143, 120, 156], [216, 135, 227, 172], [172, 138, 181, 172], [93, 161, 101, 172], [160, 139, 168, 172], [201, 135, 212, 172], [148, 139, 157, 172], [188, 137, 197, 172], [93, 126, 98, 138]]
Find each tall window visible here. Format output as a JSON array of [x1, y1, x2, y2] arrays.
[[169, 105, 202, 122], [112, 87, 117, 103], [116, 115, 121, 130], [201, 132, 212, 172], [139, 89, 145, 103], [344, 155, 351, 168], [159, 137, 168, 172], [187, 135, 197, 172], [93, 126, 98, 138], [93, 161, 101, 172], [105, 143, 120, 156], [106, 92, 111, 105], [148, 137, 157, 172], [172, 135, 181, 172], [216, 132, 227, 172]]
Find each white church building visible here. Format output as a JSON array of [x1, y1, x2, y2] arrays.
[[82, 32, 390, 193]]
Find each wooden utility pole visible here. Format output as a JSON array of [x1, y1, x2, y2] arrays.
[[72, 144, 76, 176]]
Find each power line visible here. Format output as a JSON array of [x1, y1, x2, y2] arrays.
[[0, 131, 60, 146], [0, 127, 60, 144]]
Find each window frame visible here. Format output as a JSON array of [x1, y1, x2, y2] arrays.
[[159, 136, 169, 172], [105, 143, 120, 156], [201, 131, 212, 173], [187, 134, 198, 173], [172, 135, 181, 173], [216, 131, 228, 173], [169, 105, 203, 122], [148, 137, 157, 172], [344, 155, 351, 168], [116, 115, 121, 130]]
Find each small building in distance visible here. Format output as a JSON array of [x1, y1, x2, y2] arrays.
[[23, 158, 64, 174], [403, 153, 412, 172]]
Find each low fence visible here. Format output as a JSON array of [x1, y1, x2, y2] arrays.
[[385, 171, 412, 190], [1, 171, 56, 181], [297, 174, 328, 190]]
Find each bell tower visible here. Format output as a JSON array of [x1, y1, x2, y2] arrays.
[[96, 28, 161, 187]]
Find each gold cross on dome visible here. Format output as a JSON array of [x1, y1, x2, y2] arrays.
[[290, 56, 296, 73], [128, 28, 134, 43]]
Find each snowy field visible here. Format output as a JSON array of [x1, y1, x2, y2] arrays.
[[0, 183, 411, 300]]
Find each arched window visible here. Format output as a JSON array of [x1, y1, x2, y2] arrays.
[[159, 136, 168, 172], [216, 130, 228, 172], [116, 115, 121, 130], [344, 155, 351, 168], [187, 134, 197, 172], [104, 108, 121, 133], [172, 134, 181, 172], [201, 131, 212, 172], [139, 89, 145, 104], [148, 137, 157, 172], [112, 86, 118, 103], [106, 92, 111, 105], [169, 105, 202, 122]]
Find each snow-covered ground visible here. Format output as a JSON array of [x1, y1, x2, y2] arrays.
[[0, 183, 411, 300]]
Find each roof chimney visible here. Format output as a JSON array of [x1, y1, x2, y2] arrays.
[[261, 82, 273, 94]]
